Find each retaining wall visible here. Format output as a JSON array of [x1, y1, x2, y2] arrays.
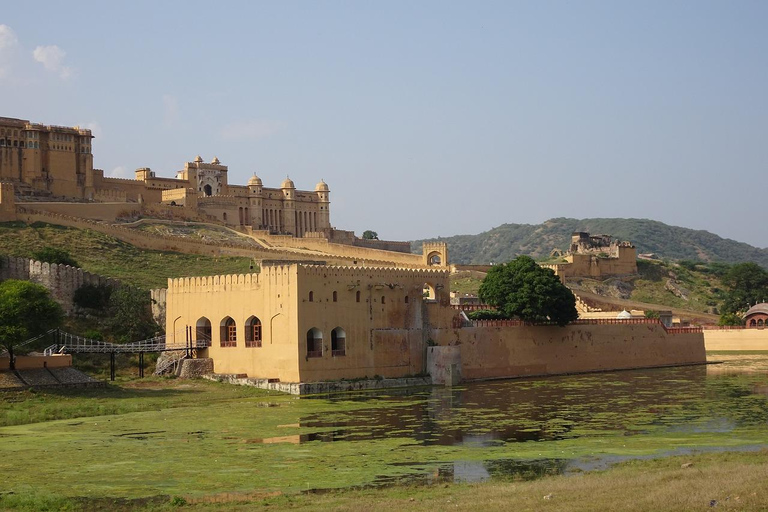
[[703, 328, 768, 351], [0, 255, 119, 312]]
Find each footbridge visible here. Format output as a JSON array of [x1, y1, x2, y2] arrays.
[[6, 328, 210, 380]]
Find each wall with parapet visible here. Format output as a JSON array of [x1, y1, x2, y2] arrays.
[[0, 354, 72, 370], [703, 327, 768, 351], [150, 288, 167, 327], [433, 322, 705, 381], [17, 201, 138, 222], [0, 255, 119, 312], [255, 231, 427, 267]]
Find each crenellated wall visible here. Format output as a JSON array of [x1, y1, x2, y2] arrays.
[[0, 255, 119, 312]]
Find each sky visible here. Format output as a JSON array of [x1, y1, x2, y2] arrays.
[[1, 1, 767, 247]]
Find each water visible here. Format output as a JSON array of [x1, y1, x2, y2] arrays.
[[296, 357, 768, 484]]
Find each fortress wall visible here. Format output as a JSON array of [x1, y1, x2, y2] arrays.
[[11, 210, 440, 278], [703, 328, 768, 351], [18, 201, 137, 222], [256, 232, 426, 266], [439, 323, 705, 381], [0, 255, 119, 312], [93, 189, 127, 202], [150, 288, 167, 326], [14, 209, 286, 260], [352, 238, 412, 253]]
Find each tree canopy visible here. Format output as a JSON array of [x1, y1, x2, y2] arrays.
[[0, 280, 63, 369], [720, 262, 768, 314], [478, 256, 578, 326], [362, 230, 379, 240]]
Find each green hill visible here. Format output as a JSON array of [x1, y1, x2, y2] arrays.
[[413, 218, 768, 267], [0, 221, 254, 290]]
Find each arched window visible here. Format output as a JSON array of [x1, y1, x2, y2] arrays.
[[356, 291, 361, 303], [196, 317, 212, 347], [750, 319, 757, 327], [331, 327, 346, 357], [404, 295, 409, 304], [204, 184, 212, 196], [306, 328, 322, 358], [423, 283, 436, 301], [333, 291, 338, 302], [759, 319, 765, 328], [309, 291, 314, 302], [246, 316, 262, 347], [381, 296, 386, 304], [220, 317, 237, 347]]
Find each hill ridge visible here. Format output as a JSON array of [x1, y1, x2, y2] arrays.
[[412, 217, 768, 267]]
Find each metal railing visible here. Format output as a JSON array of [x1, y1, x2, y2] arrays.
[[41, 329, 210, 356]]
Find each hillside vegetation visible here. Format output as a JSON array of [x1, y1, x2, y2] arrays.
[[0, 221, 254, 289], [451, 259, 728, 316], [414, 217, 768, 267]]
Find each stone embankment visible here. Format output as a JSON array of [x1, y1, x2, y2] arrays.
[[0, 368, 104, 390], [203, 373, 432, 395]]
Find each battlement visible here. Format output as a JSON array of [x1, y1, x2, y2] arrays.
[[295, 263, 450, 280]]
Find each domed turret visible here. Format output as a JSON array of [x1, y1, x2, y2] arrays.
[[247, 174, 263, 187], [315, 179, 329, 192], [617, 310, 632, 319], [281, 177, 295, 189], [194, 155, 203, 163], [211, 156, 220, 165]]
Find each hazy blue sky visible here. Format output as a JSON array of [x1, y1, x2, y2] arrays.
[[1, 1, 766, 246]]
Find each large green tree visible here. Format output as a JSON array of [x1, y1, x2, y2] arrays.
[[478, 256, 578, 326], [0, 280, 63, 370], [721, 262, 768, 314]]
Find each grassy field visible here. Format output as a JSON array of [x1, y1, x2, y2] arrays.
[[0, 221, 255, 289], [2, 361, 768, 510]]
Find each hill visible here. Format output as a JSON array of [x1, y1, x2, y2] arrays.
[[449, 258, 726, 320], [0, 221, 254, 289], [413, 218, 768, 267]]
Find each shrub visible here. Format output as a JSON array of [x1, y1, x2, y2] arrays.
[[73, 284, 113, 310], [31, 247, 79, 267], [468, 309, 507, 320]]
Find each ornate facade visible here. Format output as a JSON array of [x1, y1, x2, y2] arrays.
[[0, 116, 330, 235], [0, 117, 94, 199]]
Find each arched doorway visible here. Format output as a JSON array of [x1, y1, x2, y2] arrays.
[[331, 327, 346, 356], [196, 317, 212, 346], [306, 328, 323, 358], [203, 184, 213, 196], [427, 252, 442, 266]]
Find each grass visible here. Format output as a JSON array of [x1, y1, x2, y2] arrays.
[[1, 362, 768, 509], [0, 221, 255, 289]]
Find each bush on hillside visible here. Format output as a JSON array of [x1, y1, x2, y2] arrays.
[[73, 284, 114, 310], [31, 247, 79, 267]]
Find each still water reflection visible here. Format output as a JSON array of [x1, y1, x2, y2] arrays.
[[297, 360, 768, 483]]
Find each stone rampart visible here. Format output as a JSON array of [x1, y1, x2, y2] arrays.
[[150, 288, 166, 326], [702, 327, 768, 351], [0, 255, 119, 312], [432, 322, 706, 381], [13, 209, 422, 268]]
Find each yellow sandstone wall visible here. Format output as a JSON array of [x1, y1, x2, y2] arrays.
[[293, 265, 450, 381], [703, 329, 768, 351], [165, 268, 301, 382], [0, 354, 72, 370], [445, 323, 705, 381]]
